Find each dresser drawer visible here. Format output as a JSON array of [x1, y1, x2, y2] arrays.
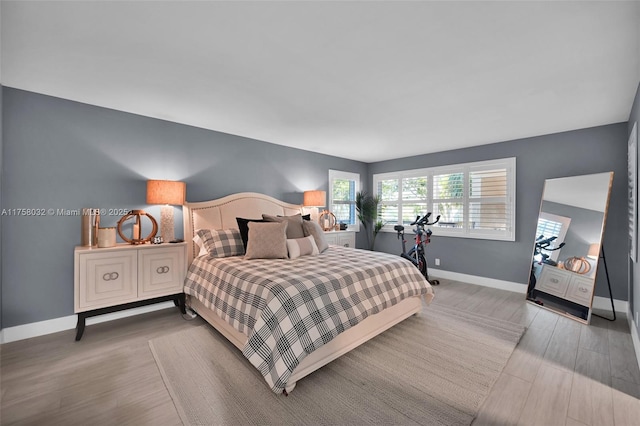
[[535, 265, 571, 298], [564, 275, 595, 307], [76, 251, 137, 311], [138, 246, 185, 297], [324, 231, 355, 248]]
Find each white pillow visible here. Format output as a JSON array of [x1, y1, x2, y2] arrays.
[[286, 236, 320, 259], [192, 234, 209, 257]]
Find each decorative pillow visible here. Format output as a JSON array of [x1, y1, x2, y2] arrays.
[[236, 217, 267, 249], [286, 236, 320, 259], [245, 221, 289, 260], [195, 228, 245, 258], [302, 220, 330, 253], [192, 234, 209, 257], [262, 213, 305, 239]]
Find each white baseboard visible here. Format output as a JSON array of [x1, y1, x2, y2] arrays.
[[429, 268, 526, 294], [0, 302, 174, 344], [592, 295, 628, 314], [630, 308, 640, 373]]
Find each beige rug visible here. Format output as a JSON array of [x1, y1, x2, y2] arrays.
[[149, 303, 525, 426]]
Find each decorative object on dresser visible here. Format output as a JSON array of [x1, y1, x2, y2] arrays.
[[80, 208, 100, 246], [97, 227, 116, 248], [116, 210, 158, 244], [74, 241, 187, 340], [318, 209, 337, 231], [561, 256, 591, 274], [147, 179, 186, 243]]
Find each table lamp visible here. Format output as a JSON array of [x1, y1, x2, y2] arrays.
[[303, 190, 325, 223], [147, 180, 186, 242], [304, 190, 335, 230]]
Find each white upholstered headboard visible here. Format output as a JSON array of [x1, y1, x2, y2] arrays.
[[183, 192, 304, 262]]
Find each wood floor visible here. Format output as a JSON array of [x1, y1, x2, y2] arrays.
[[1, 280, 639, 425]]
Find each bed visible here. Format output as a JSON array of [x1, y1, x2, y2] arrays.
[[182, 192, 434, 394]]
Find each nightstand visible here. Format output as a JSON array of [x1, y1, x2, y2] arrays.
[[74, 242, 187, 340], [324, 230, 356, 248]]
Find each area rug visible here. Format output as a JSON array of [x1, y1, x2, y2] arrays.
[[149, 303, 525, 426]]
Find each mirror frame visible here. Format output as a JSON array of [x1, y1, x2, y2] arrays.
[[526, 172, 614, 324]]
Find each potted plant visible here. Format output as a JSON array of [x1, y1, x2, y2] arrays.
[[356, 191, 384, 250]]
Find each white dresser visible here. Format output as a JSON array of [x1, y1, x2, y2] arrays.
[[323, 230, 356, 248], [74, 242, 187, 340], [535, 264, 595, 307]]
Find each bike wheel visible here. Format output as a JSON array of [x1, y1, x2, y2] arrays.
[[407, 248, 427, 277]]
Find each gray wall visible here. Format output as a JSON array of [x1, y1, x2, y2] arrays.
[[1, 88, 367, 328], [368, 123, 629, 301], [630, 80, 640, 339]]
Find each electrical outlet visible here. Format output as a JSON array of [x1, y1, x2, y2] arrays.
[[435, 258, 440, 266]]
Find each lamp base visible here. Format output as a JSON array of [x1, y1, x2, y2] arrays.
[[304, 207, 321, 223], [160, 205, 175, 243]]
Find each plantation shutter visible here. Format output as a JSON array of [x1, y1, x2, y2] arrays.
[[468, 166, 510, 235]]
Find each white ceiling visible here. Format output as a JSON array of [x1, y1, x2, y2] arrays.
[[1, 1, 639, 163]]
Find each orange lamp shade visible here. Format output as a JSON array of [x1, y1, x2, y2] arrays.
[[303, 190, 326, 207], [146, 180, 186, 205]]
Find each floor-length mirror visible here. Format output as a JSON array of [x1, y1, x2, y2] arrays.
[[526, 172, 613, 323]]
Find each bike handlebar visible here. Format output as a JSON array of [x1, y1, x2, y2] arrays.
[[408, 213, 441, 227], [410, 213, 432, 226]]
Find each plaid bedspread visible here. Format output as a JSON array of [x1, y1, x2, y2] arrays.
[[184, 245, 434, 393]]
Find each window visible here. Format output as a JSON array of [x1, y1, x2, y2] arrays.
[[329, 170, 360, 227], [373, 158, 516, 241]]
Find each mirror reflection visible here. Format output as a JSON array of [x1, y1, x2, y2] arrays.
[[527, 172, 613, 323]]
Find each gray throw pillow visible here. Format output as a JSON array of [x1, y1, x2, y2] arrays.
[[262, 213, 305, 239], [245, 221, 289, 259], [302, 220, 329, 253]]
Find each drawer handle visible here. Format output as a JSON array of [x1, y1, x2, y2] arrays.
[[550, 278, 559, 284], [102, 272, 119, 281], [156, 266, 170, 274], [344, 243, 349, 247], [578, 287, 589, 293]]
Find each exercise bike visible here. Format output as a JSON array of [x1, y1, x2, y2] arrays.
[[394, 213, 441, 285], [527, 235, 565, 300]]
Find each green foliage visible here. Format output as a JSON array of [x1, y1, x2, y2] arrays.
[[356, 191, 384, 250]]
